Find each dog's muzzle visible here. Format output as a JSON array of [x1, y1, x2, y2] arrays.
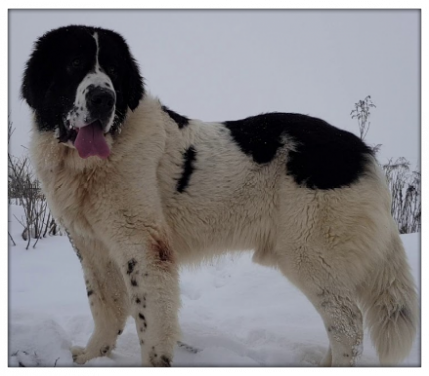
[[87, 87, 116, 122]]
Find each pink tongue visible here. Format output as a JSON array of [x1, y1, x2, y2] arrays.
[[74, 122, 110, 159]]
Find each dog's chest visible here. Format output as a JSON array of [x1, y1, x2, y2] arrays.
[[42, 167, 102, 237]]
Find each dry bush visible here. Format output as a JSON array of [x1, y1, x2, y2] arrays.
[[8, 120, 60, 249], [383, 158, 420, 234], [351, 96, 420, 234]]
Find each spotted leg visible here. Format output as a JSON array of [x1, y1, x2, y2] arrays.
[[68, 235, 130, 364], [110, 235, 181, 367]]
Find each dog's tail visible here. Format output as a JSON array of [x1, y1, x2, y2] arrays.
[[358, 229, 418, 365]]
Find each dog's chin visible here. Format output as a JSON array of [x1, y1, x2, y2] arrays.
[[61, 139, 76, 149]]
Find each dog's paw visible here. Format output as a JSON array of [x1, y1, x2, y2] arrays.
[[71, 346, 90, 364], [150, 354, 171, 367], [71, 344, 113, 364], [147, 346, 172, 367]]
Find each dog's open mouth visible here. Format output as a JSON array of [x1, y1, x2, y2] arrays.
[[73, 120, 110, 159]]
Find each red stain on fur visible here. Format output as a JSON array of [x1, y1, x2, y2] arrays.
[[151, 238, 174, 265]]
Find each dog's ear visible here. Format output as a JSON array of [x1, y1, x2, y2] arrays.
[[127, 55, 144, 111], [21, 70, 36, 109], [21, 38, 51, 110]]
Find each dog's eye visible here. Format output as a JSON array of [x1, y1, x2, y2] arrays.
[[107, 66, 117, 75], [72, 58, 82, 67]]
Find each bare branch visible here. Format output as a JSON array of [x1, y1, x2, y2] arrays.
[[8, 232, 16, 246]]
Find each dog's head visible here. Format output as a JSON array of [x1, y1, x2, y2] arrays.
[[22, 25, 144, 159]]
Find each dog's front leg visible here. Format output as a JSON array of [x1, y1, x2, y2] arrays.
[[110, 233, 180, 367], [68, 235, 130, 364]]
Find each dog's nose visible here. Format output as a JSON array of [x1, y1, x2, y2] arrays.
[[87, 87, 115, 117]]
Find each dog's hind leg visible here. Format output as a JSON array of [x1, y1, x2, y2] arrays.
[[70, 237, 130, 364], [314, 290, 363, 366], [278, 253, 363, 366]]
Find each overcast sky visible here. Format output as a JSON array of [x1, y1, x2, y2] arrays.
[[9, 9, 420, 168]]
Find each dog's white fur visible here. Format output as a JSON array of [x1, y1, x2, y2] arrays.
[[30, 93, 418, 366]]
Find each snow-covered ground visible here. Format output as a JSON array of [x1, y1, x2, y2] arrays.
[[8, 204, 420, 367]]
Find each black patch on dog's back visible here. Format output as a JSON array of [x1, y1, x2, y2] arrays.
[[224, 113, 373, 190], [162, 105, 189, 129], [224, 115, 284, 164], [176, 146, 197, 193]]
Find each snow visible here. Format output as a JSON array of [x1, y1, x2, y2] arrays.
[[8, 204, 420, 367]]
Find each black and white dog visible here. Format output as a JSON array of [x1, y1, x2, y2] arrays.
[[22, 25, 417, 366]]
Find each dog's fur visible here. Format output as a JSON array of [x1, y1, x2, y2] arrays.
[[22, 25, 418, 366]]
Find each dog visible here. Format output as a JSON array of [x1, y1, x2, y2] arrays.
[[22, 25, 417, 366]]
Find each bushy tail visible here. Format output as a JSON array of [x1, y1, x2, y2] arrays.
[[359, 231, 418, 365]]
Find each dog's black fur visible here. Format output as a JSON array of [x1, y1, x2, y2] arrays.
[[21, 25, 144, 140], [224, 113, 374, 190]]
